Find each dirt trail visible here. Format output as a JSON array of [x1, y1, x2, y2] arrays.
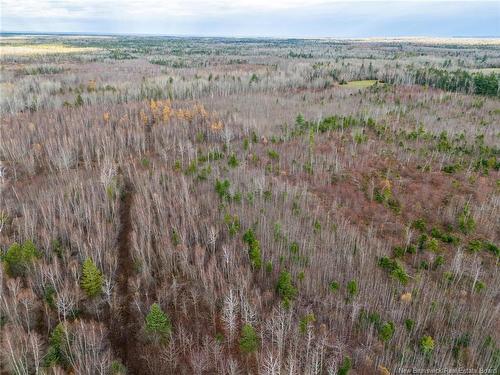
[[109, 178, 141, 374]]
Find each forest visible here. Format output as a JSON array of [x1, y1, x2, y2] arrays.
[[0, 34, 499, 374]]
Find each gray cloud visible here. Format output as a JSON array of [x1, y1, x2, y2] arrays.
[[1, 0, 499, 37]]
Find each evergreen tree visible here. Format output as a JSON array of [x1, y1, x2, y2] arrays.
[[80, 258, 103, 297], [296, 113, 305, 126], [44, 323, 68, 368], [3, 240, 40, 277], [243, 228, 262, 269], [74, 93, 84, 107], [145, 303, 172, 340], [239, 324, 259, 353], [276, 270, 297, 307]]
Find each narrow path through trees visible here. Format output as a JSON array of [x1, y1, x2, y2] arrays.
[[109, 177, 140, 374]]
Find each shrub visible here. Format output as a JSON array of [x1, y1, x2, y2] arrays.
[[289, 241, 299, 254], [458, 204, 475, 234], [417, 234, 428, 250], [452, 333, 470, 360], [338, 356, 351, 375], [145, 303, 172, 340], [443, 271, 454, 283], [239, 324, 259, 353], [197, 165, 211, 181], [392, 267, 410, 285], [299, 313, 316, 333], [249, 73, 258, 84], [419, 260, 429, 270], [412, 218, 427, 232], [474, 280, 486, 293], [296, 113, 305, 127], [43, 285, 57, 309], [368, 312, 381, 326], [215, 179, 231, 200], [406, 245, 416, 254], [243, 228, 257, 245], [374, 184, 401, 213], [420, 335, 435, 355], [251, 131, 258, 143], [80, 258, 103, 297], [195, 131, 206, 143], [303, 162, 314, 175], [378, 256, 396, 271], [215, 332, 224, 343], [378, 256, 409, 284], [185, 160, 197, 175], [379, 321, 395, 342], [110, 360, 127, 374], [427, 238, 440, 252], [233, 191, 242, 203], [297, 271, 305, 281], [276, 271, 297, 307], [347, 280, 358, 299], [265, 261, 273, 273], [173, 160, 182, 172], [224, 213, 240, 236], [430, 227, 459, 244], [387, 198, 401, 214], [3, 240, 40, 277], [442, 164, 460, 174], [468, 240, 483, 253], [468, 239, 499, 257], [405, 319, 415, 331], [313, 220, 322, 234], [353, 131, 367, 144], [433, 255, 445, 269], [329, 281, 340, 292], [484, 241, 499, 257], [393, 246, 406, 258], [74, 93, 84, 107], [267, 149, 279, 161], [51, 239, 63, 258], [171, 229, 180, 246], [227, 154, 239, 168], [273, 222, 284, 241], [263, 190, 273, 201]]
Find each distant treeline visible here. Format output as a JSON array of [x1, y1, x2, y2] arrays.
[[412, 68, 499, 97]]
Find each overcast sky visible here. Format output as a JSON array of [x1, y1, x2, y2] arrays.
[[1, 0, 499, 37]]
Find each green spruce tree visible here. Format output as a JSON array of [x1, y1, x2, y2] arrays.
[[276, 270, 297, 308], [80, 258, 103, 297], [239, 324, 259, 353], [44, 323, 68, 368], [145, 303, 172, 340]]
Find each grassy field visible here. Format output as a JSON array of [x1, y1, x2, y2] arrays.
[[0, 44, 100, 56], [342, 79, 379, 88]]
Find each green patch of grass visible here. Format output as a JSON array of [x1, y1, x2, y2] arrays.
[[342, 80, 379, 88]]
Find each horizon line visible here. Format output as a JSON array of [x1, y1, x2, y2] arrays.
[[2, 30, 500, 40]]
